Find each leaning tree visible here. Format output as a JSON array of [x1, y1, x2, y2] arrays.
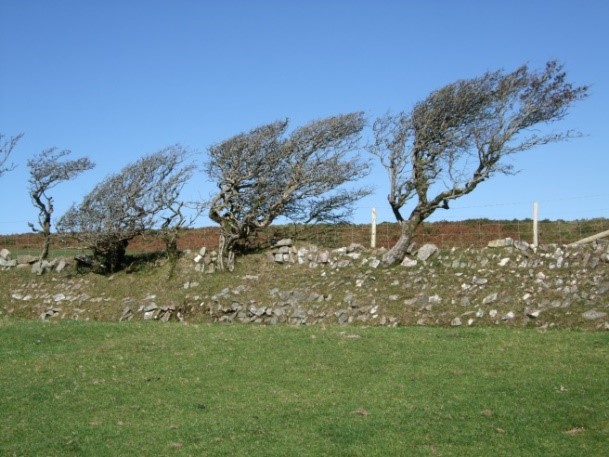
[[206, 112, 371, 271], [28, 148, 95, 260], [57, 145, 194, 272], [370, 61, 588, 265]]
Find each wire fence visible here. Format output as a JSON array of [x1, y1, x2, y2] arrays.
[[2, 219, 608, 257], [263, 219, 609, 250]]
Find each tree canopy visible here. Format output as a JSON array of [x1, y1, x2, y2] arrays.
[[58, 145, 194, 271], [206, 112, 370, 270], [371, 61, 588, 265], [28, 148, 94, 260]]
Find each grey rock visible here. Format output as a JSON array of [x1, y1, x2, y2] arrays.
[[590, 257, 600, 269], [0, 248, 10, 260], [417, 243, 439, 261], [318, 251, 330, 263], [482, 293, 498, 305], [428, 295, 442, 304], [582, 310, 607, 320], [31, 262, 44, 275], [120, 307, 133, 322], [503, 311, 515, 320], [488, 238, 514, 248], [16, 255, 38, 265], [0, 258, 17, 268], [274, 238, 292, 247], [297, 247, 309, 264], [273, 307, 285, 317], [401, 257, 418, 268], [513, 240, 529, 251], [369, 258, 381, 269], [451, 317, 462, 326], [347, 243, 365, 253], [143, 303, 158, 312]]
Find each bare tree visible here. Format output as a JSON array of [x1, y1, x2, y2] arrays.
[[206, 112, 370, 270], [371, 61, 588, 265], [57, 145, 194, 272], [28, 148, 95, 260], [0, 132, 24, 178]]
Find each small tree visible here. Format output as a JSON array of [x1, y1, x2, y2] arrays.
[[27, 148, 95, 260], [370, 61, 588, 265], [0, 132, 24, 178], [58, 145, 194, 272], [206, 112, 370, 270]]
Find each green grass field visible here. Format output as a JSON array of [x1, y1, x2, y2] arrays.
[[1, 320, 607, 456]]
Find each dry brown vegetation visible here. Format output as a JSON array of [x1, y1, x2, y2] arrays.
[[1, 219, 608, 256]]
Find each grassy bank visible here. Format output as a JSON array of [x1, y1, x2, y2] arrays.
[[1, 320, 608, 456]]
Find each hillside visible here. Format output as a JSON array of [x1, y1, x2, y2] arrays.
[[1, 230, 608, 330]]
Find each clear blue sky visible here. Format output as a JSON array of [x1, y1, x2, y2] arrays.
[[1, 0, 607, 235]]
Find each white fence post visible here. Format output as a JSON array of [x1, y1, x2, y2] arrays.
[[371, 207, 377, 249], [533, 201, 539, 250]]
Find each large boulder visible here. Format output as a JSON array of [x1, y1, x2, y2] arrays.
[[0, 257, 17, 268], [487, 238, 514, 248], [417, 243, 439, 261]]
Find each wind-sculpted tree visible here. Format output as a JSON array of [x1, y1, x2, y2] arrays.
[[370, 61, 588, 265], [58, 145, 195, 272], [206, 112, 370, 271], [28, 148, 94, 260], [0, 132, 23, 178]]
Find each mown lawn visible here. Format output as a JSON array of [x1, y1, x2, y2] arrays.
[[0, 320, 608, 456]]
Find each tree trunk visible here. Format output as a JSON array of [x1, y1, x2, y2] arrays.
[[40, 234, 50, 261], [218, 231, 239, 272], [39, 216, 51, 261], [382, 215, 422, 265], [94, 239, 128, 273], [163, 231, 179, 262]]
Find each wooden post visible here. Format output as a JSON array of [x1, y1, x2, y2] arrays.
[[533, 201, 539, 250], [568, 229, 609, 247], [371, 207, 377, 249]]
